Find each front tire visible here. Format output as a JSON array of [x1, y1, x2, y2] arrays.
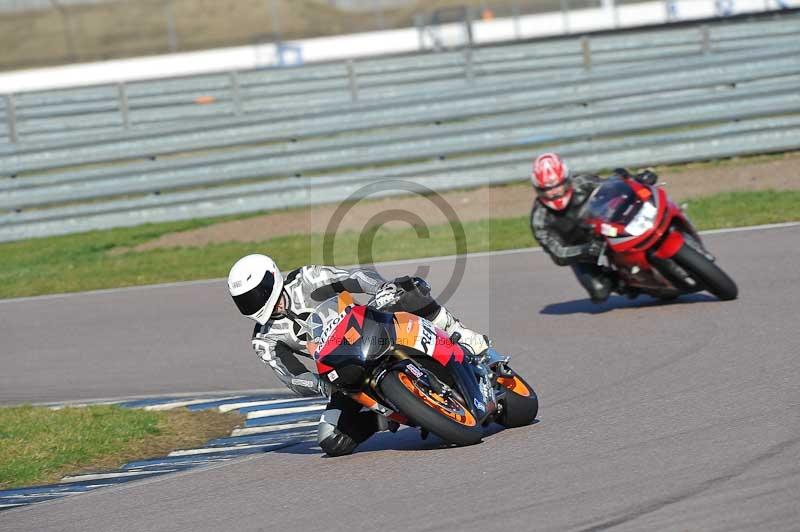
[[496, 374, 539, 428], [380, 370, 483, 446], [672, 243, 738, 301]]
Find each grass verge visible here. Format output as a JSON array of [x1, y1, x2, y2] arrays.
[[1, 189, 798, 300], [0, 405, 244, 490]]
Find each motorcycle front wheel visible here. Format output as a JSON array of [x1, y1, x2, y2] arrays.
[[672, 243, 738, 301], [380, 369, 483, 446], [496, 373, 539, 428]]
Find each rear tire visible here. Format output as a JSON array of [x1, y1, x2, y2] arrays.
[[380, 370, 483, 446], [672, 243, 738, 301], [497, 374, 539, 428]]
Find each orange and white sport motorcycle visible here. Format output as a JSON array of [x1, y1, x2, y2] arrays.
[[308, 292, 538, 446]]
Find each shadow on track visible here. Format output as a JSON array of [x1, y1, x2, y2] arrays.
[[540, 293, 718, 315], [270, 422, 538, 458]]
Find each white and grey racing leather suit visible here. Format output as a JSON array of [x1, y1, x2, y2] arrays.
[[250, 265, 490, 400], [250, 264, 490, 457], [251, 265, 384, 397]]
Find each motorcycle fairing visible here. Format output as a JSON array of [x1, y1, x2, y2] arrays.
[[392, 312, 464, 366], [391, 314, 490, 422], [315, 305, 393, 377], [312, 297, 491, 424]]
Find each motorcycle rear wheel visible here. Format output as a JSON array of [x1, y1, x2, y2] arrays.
[[496, 374, 539, 428], [380, 370, 483, 446], [672, 243, 738, 301]]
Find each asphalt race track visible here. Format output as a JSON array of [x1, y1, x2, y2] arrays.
[[1, 225, 799, 531]]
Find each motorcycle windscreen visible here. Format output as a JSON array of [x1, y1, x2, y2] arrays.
[[357, 308, 396, 360], [316, 307, 394, 367], [584, 178, 642, 226]]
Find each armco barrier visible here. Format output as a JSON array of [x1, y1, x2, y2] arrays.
[[1, 14, 799, 140], [0, 14, 798, 242], [2, 83, 799, 210], [3, 113, 799, 229], [3, 42, 800, 174], [1, 124, 798, 243], [3, 75, 797, 194]]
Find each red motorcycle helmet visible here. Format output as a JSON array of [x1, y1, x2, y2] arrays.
[[532, 153, 573, 211]]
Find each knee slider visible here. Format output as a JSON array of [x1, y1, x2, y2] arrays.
[[317, 409, 358, 457], [318, 431, 358, 457], [588, 277, 612, 303]]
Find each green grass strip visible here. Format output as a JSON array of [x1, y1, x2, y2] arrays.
[[0, 405, 162, 489], [1, 190, 798, 300], [0, 405, 242, 490]]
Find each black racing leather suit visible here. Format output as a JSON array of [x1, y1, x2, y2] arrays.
[[529, 174, 613, 302], [530, 170, 657, 302]]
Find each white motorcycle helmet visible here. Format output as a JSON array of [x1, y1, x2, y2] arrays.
[[227, 254, 284, 325]]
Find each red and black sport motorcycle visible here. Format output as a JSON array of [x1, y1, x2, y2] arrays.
[[581, 175, 738, 301], [308, 292, 538, 446]]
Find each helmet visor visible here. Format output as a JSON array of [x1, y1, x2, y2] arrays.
[[535, 183, 570, 201], [232, 272, 276, 316]]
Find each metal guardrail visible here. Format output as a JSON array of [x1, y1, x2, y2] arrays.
[[2, 14, 798, 147], [5, 30, 797, 121], [0, 14, 799, 242], [1, 15, 799, 137], [6, 34, 799, 143], [4, 15, 799, 108], [3, 113, 800, 229], [3, 85, 799, 211], [3, 42, 800, 174], [1, 124, 798, 243], [4, 75, 797, 193]]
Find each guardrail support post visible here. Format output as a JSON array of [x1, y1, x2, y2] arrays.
[[347, 60, 359, 103], [700, 25, 711, 54], [4, 94, 18, 144], [561, 0, 571, 34], [512, 0, 522, 39], [581, 36, 591, 71], [373, 0, 385, 30], [268, 0, 282, 41], [164, 0, 179, 52], [117, 83, 131, 130], [608, 0, 620, 28], [229, 71, 243, 116], [414, 13, 426, 51], [464, 46, 475, 85]]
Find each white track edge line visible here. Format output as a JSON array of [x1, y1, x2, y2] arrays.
[[143, 396, 244, 411], [168, 437, 314, 457], [218, 397, 327, 412], [245, 404, 326, 419], [230, 421, 318, 437], [27, 388, 287, 408], [60, 469, 177, 483]]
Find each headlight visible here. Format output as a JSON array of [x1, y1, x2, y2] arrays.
[[625, 201, 658, 236]]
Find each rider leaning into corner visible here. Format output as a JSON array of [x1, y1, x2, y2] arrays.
[[529, 152, 658, 303], [227, 255, 490, 456]]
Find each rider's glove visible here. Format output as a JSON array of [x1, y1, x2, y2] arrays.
[[635, 169, 658, 186], [584, 239, 605, 259], [252, 338, 272, 363], [612, 168, 631, 178], [373, 281, 402, 309]]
